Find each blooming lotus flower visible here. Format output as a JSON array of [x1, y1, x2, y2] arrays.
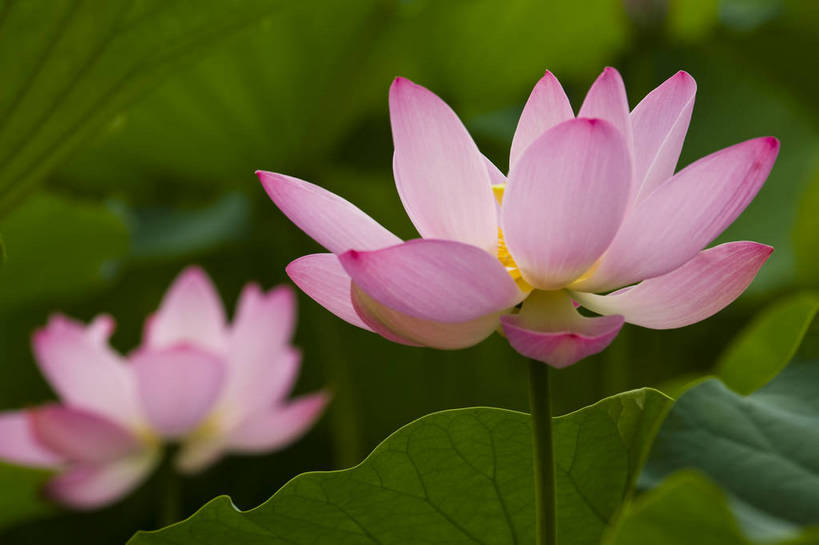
[[0, 267, 327, 509], [258, 67, 778, 368]]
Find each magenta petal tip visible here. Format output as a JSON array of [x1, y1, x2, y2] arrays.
[[391, 76, 413, 90]]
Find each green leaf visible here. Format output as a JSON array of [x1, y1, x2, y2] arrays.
[[0, 0, 279, 211], [605, 471, 819, 545], [715, 292, 819, 394], [0, 462, 54, 531], [0, 193, 128, 310], [129, 389, 671, 545], [556, 389, 672, 544], [641, 359, 819, 541]]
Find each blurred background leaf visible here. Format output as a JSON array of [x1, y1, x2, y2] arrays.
[[605, 471, 819, 545], [641, 358, 819, 542], [116, 192, 252, 263], [0, 0, 282, 210], [0, 192, 128, 310], [715, 292, 819, 394]]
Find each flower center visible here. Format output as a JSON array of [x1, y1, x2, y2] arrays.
[[493, 184, 532, 292]]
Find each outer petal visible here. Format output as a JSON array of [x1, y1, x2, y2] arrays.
[[631, 70, 696, 200], [45, 450, 159, 510], [339, 239, 523, 323], [504, 118, 631, 289], [578, 68, 633, 191], [29, 405, 142, 464], [574, 137, 779, 292], [571, 242, 773, 329], [390, 77, 497, 253], [32, 314, 143, 428], [144, 267, 228, 354], [227, 392, 329, 452], [286, 253, 372, 331], [131, 347, 225, 438], [0, 411, 63, 467], [258, 171, 401, 253], [351, 284, 499, 349], [510, 70, 574, 169], [500, 290, 624, 368]]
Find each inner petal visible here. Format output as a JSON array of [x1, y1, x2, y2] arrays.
[[500, 289, 624, 368]]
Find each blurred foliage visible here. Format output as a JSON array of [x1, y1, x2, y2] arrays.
[[129, 390, 670, 545], [641, 359, 819, 541], [659, 292, 819, 397], [0, 0, 817, 542], [793, 168, 819, 285]]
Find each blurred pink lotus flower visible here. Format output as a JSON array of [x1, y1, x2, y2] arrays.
[[0, 267, 327, 510], [258, 67, 778, 369]]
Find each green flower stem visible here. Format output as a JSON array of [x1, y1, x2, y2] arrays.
[[529, 360, 557, 545], [158, 446, 182, 528]]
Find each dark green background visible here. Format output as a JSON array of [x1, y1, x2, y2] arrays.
[[0, 0, 817, 542]]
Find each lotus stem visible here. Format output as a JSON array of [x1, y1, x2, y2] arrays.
[[158, 447, 182, 528]]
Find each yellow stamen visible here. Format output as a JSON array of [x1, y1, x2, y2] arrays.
[[496, 227, 516, 270], [186, 413, 223, 442], [568, 259, 601, 288], [492, 183, 532, 292], [492, 183, 506, 205], [133, 424, 161, 448]]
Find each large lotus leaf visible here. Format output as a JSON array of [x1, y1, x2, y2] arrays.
[[130, 389, 671, 545], [641, 359, 819, 541]]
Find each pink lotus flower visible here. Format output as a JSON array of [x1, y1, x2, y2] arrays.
[[0, 267, 327, 509], [258, 67, 778, 368]]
